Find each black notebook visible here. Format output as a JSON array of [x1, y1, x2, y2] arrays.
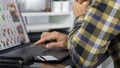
[[34, 48, 69, 63]]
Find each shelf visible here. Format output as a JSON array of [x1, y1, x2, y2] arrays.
[[26, 23, 71, 32], [21, 12, 72, 16], [21, 11, 73, 32]]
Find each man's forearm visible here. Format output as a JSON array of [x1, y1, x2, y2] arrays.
[[68, 0, 120, 67]]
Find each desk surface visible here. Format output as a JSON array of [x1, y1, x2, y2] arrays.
[[27, 57, 74, 68]]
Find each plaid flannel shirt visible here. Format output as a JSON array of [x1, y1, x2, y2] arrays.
[[68, 0, 120, 68]]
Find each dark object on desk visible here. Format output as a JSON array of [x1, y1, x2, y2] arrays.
[[0, 44, 69, 65], [34, 48, 70, 63], [0, 59, 23, 68], [0, 43, 45, 65]]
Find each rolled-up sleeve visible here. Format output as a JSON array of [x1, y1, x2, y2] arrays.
[[68, 0, 120, 67]]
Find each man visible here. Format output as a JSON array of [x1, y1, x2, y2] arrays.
[[35, 0, 120, 68]]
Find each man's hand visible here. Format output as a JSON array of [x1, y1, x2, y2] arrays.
[[73, 0, 90, 17], [76, 0, 85, 4], [34, 31, 68, 49]]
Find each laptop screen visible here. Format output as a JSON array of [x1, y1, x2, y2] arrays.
[[0, 0, 30, 51]]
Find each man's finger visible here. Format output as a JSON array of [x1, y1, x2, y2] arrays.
[[34, 38, 49, 45], [34, 39, 42, 45], [46, 42, 61, 49], [34, 34, 57, 45], [46, 41, 65, 49], [41, 44, 47, 48]]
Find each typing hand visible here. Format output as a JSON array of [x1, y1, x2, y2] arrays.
[[34, 31, 68, 49]]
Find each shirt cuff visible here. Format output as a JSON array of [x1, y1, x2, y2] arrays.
[[74, 14, 85, 24]]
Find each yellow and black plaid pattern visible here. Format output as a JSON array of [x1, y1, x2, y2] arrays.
[[68, 0, 120, 67]]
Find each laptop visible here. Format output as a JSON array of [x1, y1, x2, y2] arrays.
[[0, 0, 69, 66]]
